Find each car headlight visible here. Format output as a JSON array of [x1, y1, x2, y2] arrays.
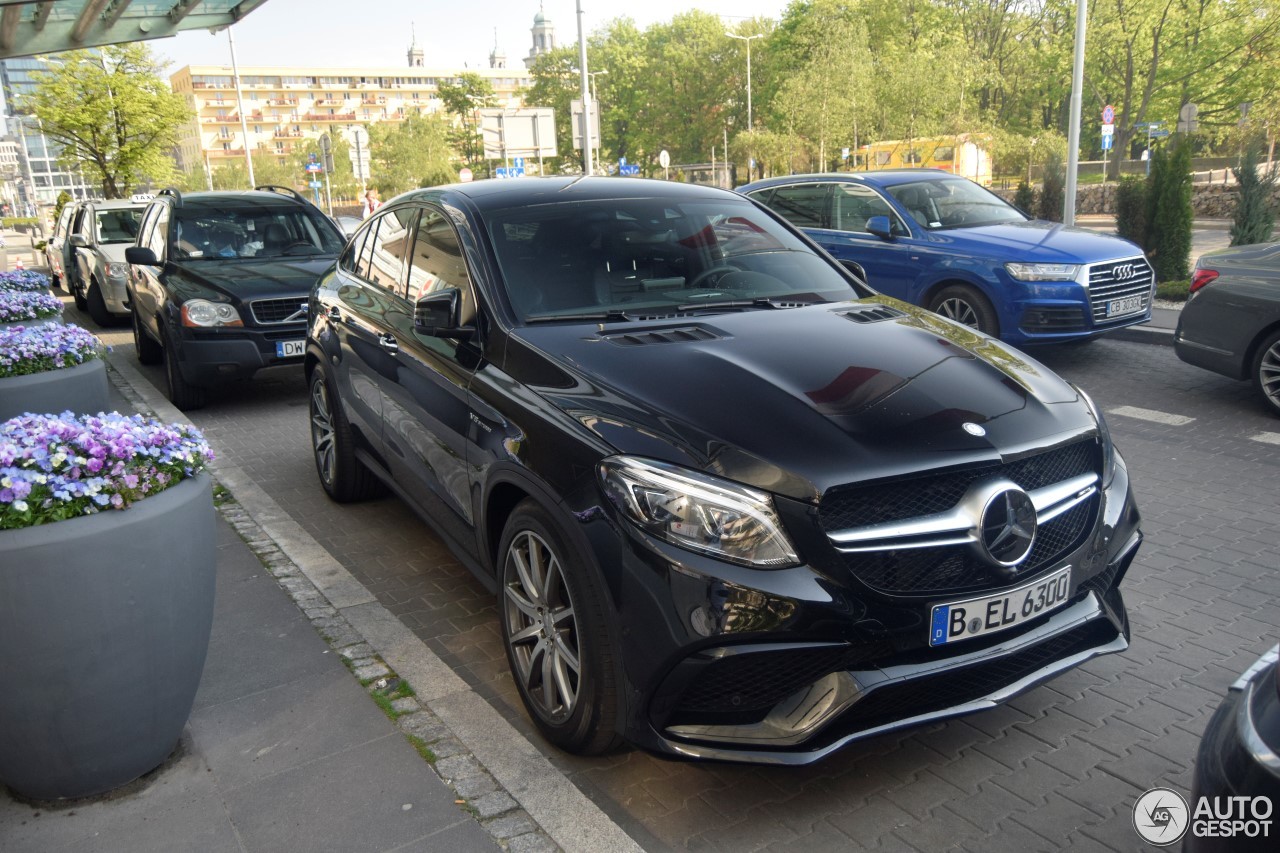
[[1076, 386, 1115, 487], [106, 262, 129, 278], [1005, 262, 1081, 282], [599, 456, 800, 568], [181, 299, 243, 328]]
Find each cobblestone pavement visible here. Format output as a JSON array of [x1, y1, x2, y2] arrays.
[[85, 307, 1279, 852]]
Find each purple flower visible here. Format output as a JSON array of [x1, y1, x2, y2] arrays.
[[0, 411, 213, 530], [0, 324, 103, 379], [0, 290, 62, 323]]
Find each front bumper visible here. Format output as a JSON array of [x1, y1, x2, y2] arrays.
[[102, 275, 131, 316], [585, 450, 1140, 765], [172, 322, 307, 386], [1005, 279, 1153, 345]]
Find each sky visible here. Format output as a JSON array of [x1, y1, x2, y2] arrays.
[[151, 0, 789, 71]]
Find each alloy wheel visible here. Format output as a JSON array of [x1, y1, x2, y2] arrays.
[[503, 530, 581, 723], [310, 378, 336, 486], [1261, 339, 1280, 410], [937, 297, 979, 328]]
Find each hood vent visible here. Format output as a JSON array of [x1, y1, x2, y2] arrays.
[[601, 326, 722, 346], [840, 305, 906, 324]]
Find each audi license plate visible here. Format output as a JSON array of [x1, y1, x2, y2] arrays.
[[276, 340, 305, 358], [929, 566, 1073, 647], [1107, 295, 1144, 317]]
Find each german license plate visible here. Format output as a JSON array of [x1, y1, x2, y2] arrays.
[[1107, 295, 1144, 317], [275, 340, 305, 358], [929, 566, 1072, 647]]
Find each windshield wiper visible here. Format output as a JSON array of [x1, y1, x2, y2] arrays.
[[525, 310, 633, 324], [673, 297, 809, 313]]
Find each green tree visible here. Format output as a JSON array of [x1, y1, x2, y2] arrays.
[[1013, 181, 1036, 213], [52, 190, 73, 225], [523, 46, 582, 166], [22, 44, 192, 198], [1146, 136, 1193, 281], [1230, 143, 1278, 246], [1114, 176, 1148, 249], [437, 73, 496, 169], [1037, 150, 1065, 222], [368, 115, 455, 196]]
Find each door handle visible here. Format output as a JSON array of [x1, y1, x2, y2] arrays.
[[378, 333, 399, 353], [327, 305, 342, 322]]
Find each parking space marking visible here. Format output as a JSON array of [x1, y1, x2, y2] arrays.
[[1107, 406, 1196, 426], [1251, 432, 1280, 446]]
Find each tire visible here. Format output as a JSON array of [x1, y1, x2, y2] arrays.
[[308, 363, 385, 502], [928, 284, 1000, 336], [498, 500, 623, 756], [50, 270, 63, 292], [86, 279, 115, 327], [71, 274, 88, 312], [1252, 329, 1280, 417], [161, 326, 206, 411], [132, 303, 162, 365]]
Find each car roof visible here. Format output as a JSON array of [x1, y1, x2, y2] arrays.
[[92, 199, 150, 210], [741, 169, 963, 191], [395, 176, 742, 212], [158, 189, 313, 211]]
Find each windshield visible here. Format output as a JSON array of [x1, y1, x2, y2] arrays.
[[886, 178, 1027, 230], [95, 209, 143, 245], [486, 197, 862, 323], [172, 206, 345, 260]]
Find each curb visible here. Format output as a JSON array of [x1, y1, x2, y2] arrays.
[[1108, 324, 1176, 347], [102, 355, 644, 853]]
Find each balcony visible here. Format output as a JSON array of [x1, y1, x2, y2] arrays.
[[203, 115, 239, 124], [313, 98, 346, 107], [274, 129, 304, 138], [360, 96, 387, 105], [268, 98, 299, 106], [303, 112, 356, 122]]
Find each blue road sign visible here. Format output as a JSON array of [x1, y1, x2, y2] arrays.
[[620, 165, 641, 176], [1102, 104, 1115, 124], [1150, 129, 1171, 138], [309, 180, 322, 188], [513, 157, 525, 169], [495, 167, 508, 178], [1101, 134, 1113, 151], [305, 163, 322, 173]]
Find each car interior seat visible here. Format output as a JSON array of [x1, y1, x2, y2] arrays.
[[262, 223, 290, 254], [895, 186, 930, 226]]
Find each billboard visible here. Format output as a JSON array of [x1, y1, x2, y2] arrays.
[[479, 108, 557, 159]]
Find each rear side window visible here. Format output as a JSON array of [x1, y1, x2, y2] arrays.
[[832, 184, 902, 235], [767, 184, 830, 229], [360, 207, 416, 295], [145, 205, 169, 258]]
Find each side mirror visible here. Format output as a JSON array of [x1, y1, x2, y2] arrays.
[[414, 288, 473, 340], [866, 216, 894, 240], [68, 234, 89, 249], [125, 246, 159, 266]]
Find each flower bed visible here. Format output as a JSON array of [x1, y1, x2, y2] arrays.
[[0, 289, 63, 325], [0, 270, 52, 292], [0, 411, 213, 529], [0, 323, 101, 378], [0, 411, 217, 800]]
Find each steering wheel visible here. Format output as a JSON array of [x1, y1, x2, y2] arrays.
[[686, 265, 741, 290], [281, 241, 317, 254]]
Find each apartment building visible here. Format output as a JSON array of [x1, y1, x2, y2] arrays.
[[170, 63, 534, 172]]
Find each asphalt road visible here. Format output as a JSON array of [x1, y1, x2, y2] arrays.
[[68, 297, 1280, 852]]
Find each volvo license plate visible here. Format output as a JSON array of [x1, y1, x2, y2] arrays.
[[276, 340, 305, 358], [1107, 295, 1144, 317], [928, 566, 1073, 647]]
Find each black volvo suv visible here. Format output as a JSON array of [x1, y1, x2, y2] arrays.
[[126, 186, 346, 409], [306, 178, 1140, 764]]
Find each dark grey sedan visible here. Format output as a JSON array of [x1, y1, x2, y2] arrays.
[[1174, 242, 1280, 416]]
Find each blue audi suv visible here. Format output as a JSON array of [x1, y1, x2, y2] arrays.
[[739, 170, 1155, 345]]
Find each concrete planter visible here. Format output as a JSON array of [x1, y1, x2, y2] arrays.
[[0, 357, 108, 422], [0, 471, 216, 800], [0, 316, 62, 330]]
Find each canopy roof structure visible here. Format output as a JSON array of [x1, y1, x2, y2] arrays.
[[0, 1, 270, 58]]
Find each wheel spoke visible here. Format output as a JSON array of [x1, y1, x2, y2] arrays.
[[542, 554, 561, 603], [508, 620, 541, 644], [550, 604, 575, 626], [551, 631, 579, 674], [540, 640, 556, 709], [504, 584, 541, 621], [511, 543, 543, 607], [551, 647, 577, 713]]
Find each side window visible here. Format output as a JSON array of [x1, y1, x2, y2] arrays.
[[833, 184, 900, 234], [744, 189, 773, 206], [407, 208, 476, 325], [767, 184, 830, 229], [146, 205, 169, 258], [56, 205, 74, 239], [136, 205, 160, 249], [71, 205, 88, 236], [360, 207, 415, 295], [340, 221, 372, 273]]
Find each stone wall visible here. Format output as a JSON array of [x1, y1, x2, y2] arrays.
[[995, 183, 1280, 218]]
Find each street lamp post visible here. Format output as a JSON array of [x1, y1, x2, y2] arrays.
[[1063, 0, 1087, 225], [575, 1, 592, 177], [725, 32, 763, 131], [573, 68, 608, 171]]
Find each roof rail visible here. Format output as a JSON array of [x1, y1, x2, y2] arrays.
[[254, 185, 309, 205], [158, 187, 183, 207]]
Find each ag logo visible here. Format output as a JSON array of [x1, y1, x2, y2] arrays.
[[1132, 787, 1189, 845]]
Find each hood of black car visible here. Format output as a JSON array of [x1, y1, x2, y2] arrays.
[[169, 256, 335, 302], [508, 300, 1097, 501]]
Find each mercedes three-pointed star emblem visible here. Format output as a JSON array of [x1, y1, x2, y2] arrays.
[[979, 487, 1038, 569]]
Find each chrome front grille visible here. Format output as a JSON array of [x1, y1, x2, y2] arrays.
[[819, 440, 1100, 595], [250, 297, 309, 325], [1088, 256, 1154, 323]]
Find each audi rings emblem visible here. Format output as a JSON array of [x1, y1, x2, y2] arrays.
[[979, 487, 1038, 568], [1112, 263, 1136, 280]]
